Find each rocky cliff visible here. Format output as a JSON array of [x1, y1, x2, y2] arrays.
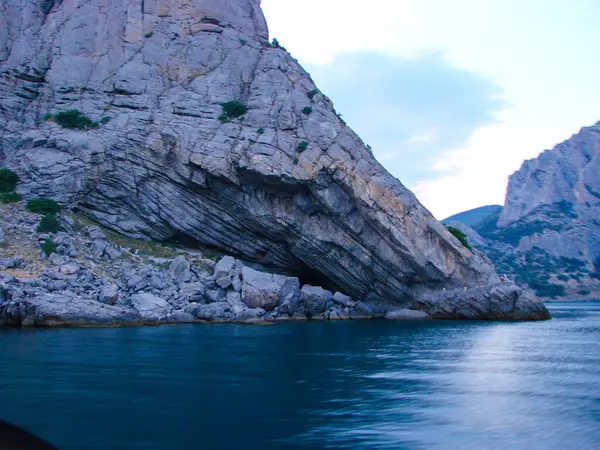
[[0, 0, 549, 321], [446, 122, 600, 300]]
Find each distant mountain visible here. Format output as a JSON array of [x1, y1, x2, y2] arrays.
[[443, 205, 502, 228], [448, 122, 600, 300]]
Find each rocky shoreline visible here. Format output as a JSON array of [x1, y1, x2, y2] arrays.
[[0, 203, 551, 327]]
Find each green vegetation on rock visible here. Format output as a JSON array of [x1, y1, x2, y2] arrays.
[[301, 106, 313, 115], [47, 110, 99, 130], [0, 192, 21, 204], [221, 101, 247, 119], [296, 141, 309, 153], [306, 89, 319, 100], [0, 169, 19, 193], [27, 198, 61, 215], [37, 214, 60, 233], [42, 238, 57, 257], [446, 226, 472, 251]]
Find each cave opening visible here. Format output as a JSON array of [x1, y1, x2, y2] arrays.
[[163, 232, 342, 293]]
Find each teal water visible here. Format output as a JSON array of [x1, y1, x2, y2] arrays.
[[0, 303, 599, 449]]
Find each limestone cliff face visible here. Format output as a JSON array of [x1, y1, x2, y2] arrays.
[[447, 122, 600, 299], [0, 0, 541, 313]]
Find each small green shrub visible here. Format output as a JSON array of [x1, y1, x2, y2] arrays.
[[446, 226, 472, 251], [296, 141, 309, 152], [37, 214, 60, 233], [221, 101, 247, 119], [52, 110, 98, 130], [144, 31, 153, 38], [271, 38, 287, 51], [218, 114, 231, 124], [0, 192, 22, 204], [42, 238, 57, 257], [100, 116, 110, 125], [578, 289, 591, 296], [301, 106, 313, 115], [239, 38, 247, 45], [257, 128, 265, 134], [27, 198, 61, 215], [0, 169, 19, 193], [306, 89, 319, 100], [557, 274, 569, 282]]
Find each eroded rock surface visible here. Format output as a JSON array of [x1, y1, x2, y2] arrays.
[[0, 0, 549, 319], [445, 123, 600, 300]]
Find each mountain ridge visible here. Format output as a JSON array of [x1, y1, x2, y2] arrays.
[[0, 0, 549, 322], [447, 121, 600, 299]]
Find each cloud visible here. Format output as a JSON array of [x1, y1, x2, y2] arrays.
[[407, 134, 433, 144], [305, 52, 506, 185]]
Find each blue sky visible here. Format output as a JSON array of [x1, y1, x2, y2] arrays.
[[261, 0, 600, 219]]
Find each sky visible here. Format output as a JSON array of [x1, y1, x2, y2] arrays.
[[260, 0, 600, 219]]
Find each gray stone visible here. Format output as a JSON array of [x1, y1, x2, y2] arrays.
[[98, 285, 119, 305], [47, 280, 68, 292], [0, 257, 24, 269], [205, 289, 221, 303], [179, 282, 205, 303], [301, 285, 333, 316], [414, 282, 551, 321], [91, 240, 109, 259], [332, 292, 355, 308], [49, 253, 67, 266], [170, 256, 191, 283], [226, 290, 242, 306], [0, 226, 4, 245], [59, 263, 81, 275], [166, 311, 195, 323], [235, 307, 266, 322], [130, 293, 172, 320], [0, 293, 143, 327], [385, 309, 431, 320], [195, 303, 231, 321], [216, 276, 232, 290], [241, 267, 299, 312], [214, 256, 236, 280], [232, 276, 242, 292]]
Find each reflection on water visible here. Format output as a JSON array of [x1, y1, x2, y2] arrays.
[[0, 303, 599, 449]]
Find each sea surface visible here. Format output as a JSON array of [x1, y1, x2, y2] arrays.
[[0, 302, 599, 450]]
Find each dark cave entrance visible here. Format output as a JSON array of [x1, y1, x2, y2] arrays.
[[163, 233, 341, 293]]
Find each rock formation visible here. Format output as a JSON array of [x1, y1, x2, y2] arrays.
[[445, 122, 600, 300], [0, 0, 549, 321]]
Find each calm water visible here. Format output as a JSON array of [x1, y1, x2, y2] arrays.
[[0, 303, 599, 450]]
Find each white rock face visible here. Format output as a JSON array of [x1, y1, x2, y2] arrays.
[[449, 123, 600, 299], [0, 0, 547, 317]]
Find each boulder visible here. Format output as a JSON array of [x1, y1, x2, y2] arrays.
[[179, 282, 205, 302], [170, 256, 191, 284], [385, 309, 431, 320], [214, 256, 236, 280], [98, 285, 119, 305], [301, 285, 333, 316], [0, 294, 143, 327], [194, 303, 231, 322], [130, 293, 172, 320], [332, 292, 356, 308], [413, 282, 552, 320], [0, 257, 24, 270], [241, 267, 300, 312]]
